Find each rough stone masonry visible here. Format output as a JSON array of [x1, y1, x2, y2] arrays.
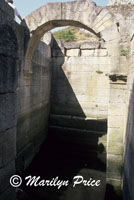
[[109, 0, 134, 5], [0, 0, 134, 199]]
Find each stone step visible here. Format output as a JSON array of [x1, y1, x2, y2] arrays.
[[48, 125, 107, 156], [48, 125, 107, 145], [49, 114, 107, 132]]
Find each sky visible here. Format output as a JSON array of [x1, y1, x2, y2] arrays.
[[14, 0, 108, 19]]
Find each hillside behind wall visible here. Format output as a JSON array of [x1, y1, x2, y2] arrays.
[[0, 0, 17, 199]]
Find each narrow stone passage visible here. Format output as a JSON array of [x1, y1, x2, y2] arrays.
[[19, 120, 107, 200]]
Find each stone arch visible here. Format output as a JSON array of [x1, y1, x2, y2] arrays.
[[22, 0, 124, 195], [23, 0, 119, 72]]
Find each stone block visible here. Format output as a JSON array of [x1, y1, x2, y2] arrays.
[[0, 128, 16, 168], [109, 103, 126, 116], [70, 56, 110, 65], [109, 88, 127, 104], [107, 154, 123, 179], [80, 42, 100, 49], [107, 142, 123, 155], [81, 49, 95, 56], [108, 128, 124, 144], [95, 19, 114, 33], [106, 178, 122, 192], [94, 49, 108, 57], [80, 49, 106, 59], [52, 57, 64, 66], [101, 24, 120, 42], [66, 49, 80, 57], [0, 0, 14, 21], [0, 186, 16, 200], [17, 105, 49, 154], [0, 56, 17, 93], [108, 115, 125, 128], [0, 161, 15, 193], [52, 48, 64, 57], [0, 23, 17, 57], [0, 93, 16, 133], [64, 42, 80, 49]]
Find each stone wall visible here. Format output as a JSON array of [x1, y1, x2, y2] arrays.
[[0, 2, 52, 199], [109, 0, 134, 5], [16, 34, 52, 172], [1, 0, 134, 199], [50, 39, 109, 128], [123, 25, 134, 200], [0, 0, 17, 199]]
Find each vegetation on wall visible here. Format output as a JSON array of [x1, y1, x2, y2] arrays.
[[114, 1, 121, 6], [120, 49, 129, 58]]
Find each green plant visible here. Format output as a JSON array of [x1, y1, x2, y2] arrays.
[[54, 29, 76, 42], [120, 49, 129, 58], [96, 70, 103, 74], [128, 2, 134, 6], [114, 1, 121, 6]]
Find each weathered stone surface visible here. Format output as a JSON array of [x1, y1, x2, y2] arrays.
[[0, 23, 18, 58], [109, 0, 134, 5], [52, 48, 64, 57], [80, 42, 100, 49], [0, 0, 14, 21], [108, 115, 125, 128], [17, 36, 52, 174], [0, 161, 15, 193], [0, 186, 16, 200], [0, 128, 16, 168], [107, 178, 122, 192], [107, 154, 123, 179], [0, 93, 16, 133], [66, 49, 80, 57], [0, 23, 17, 93], [81, 49, 108, 57], [0, 56, 17, 93], [2, 0, 134, 199], [64, 42, 80, 49]]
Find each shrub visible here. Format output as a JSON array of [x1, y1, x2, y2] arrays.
[[120, 49, 129, 58], [54, 29, 76, 42]]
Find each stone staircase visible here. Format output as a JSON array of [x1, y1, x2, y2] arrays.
[[48, 114, 107, 170]]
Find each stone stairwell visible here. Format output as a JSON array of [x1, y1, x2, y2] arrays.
[[48, 114, 107, 171]]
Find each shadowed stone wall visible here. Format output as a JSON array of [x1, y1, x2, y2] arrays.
[[0, 1, 17, 199], [0, 1, 52, 199], [16, 33, 52, 172], [50, 39, 109, 121], [1, 0, 134, 199]]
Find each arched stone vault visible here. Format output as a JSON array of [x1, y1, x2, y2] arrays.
[[23, 0, 119, 72], [23, 0, 125, 195]]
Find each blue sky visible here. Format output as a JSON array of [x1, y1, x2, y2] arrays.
[[14, 0, 108, 19]]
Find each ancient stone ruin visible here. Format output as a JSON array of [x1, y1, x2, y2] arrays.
[[0, 0, 134, 199], [109, 0, 134, 5]]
